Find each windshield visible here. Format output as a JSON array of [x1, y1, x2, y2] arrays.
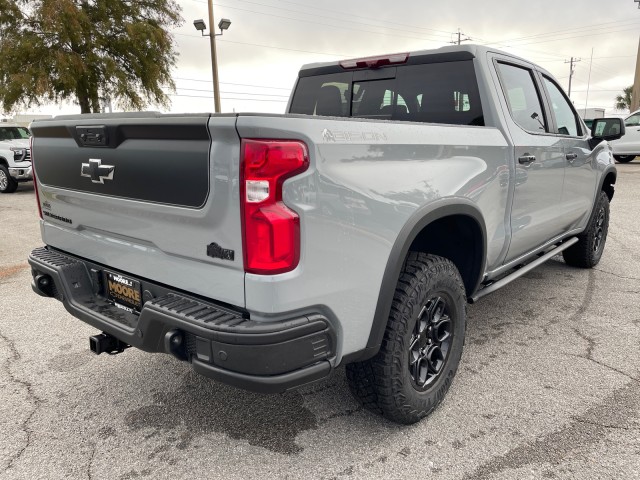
[[0, 126, 31, 141]]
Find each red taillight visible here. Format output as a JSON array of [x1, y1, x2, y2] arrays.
[[340, 52, 409, 69], [241, 139, 309, 274], [30, 136, 43, 219]]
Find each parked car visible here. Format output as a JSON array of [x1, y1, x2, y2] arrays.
[[0, 123, 32, 193], [610, 109, 640, 163], [28, 45, 623, 424]]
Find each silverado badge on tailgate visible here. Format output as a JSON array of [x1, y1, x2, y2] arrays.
[[106, 272, 142, 313]]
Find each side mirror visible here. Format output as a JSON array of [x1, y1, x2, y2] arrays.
[[591, 118, 625, 141], [589, 118, 625, 150]]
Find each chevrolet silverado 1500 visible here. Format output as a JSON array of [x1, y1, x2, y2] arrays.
[[28, 45, 624, 423]]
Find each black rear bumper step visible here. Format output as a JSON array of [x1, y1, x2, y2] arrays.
[[28, 246, 334, 393]]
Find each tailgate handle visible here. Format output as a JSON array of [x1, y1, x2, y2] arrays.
[[76, 126, 108, 147]]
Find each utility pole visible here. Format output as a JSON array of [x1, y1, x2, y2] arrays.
[[565, 57, 581, 97], [630, 2, 639, 111], [450, 28, 471, 45], [207, 0, 221, 113], [632, 36, 640, 112]]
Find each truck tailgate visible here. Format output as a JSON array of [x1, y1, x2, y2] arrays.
[[30, 113, 245, 308]]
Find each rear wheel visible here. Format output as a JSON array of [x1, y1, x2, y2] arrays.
[[613, 155, 636, 163], [0, 165, 18, 193], [562, 191, 609, 268], [346, 253, 466, 424]]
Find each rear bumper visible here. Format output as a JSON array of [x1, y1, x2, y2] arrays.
[[28, 246, 334, 393]]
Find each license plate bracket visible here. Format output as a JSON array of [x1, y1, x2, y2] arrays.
[[106, 272, 142, 313]]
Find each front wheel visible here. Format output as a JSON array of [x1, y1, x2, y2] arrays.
[[562, 191, 610, 268], [0, 165, 18, 193], [613, 155, 636, 163], [346, 253, 466, 424]]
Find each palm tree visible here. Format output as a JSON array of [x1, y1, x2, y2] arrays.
[[614, 86, 633, 111]]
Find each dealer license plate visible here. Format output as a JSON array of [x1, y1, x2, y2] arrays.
[[106, 272, 142, 313]]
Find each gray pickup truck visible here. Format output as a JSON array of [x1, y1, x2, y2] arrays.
[[28, 45, 624, 424]]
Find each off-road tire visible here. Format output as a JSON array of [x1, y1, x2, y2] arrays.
[[562, 191, 610, 268], [0, 165, 18, 193], [613, 155, 635, 163], [346, 253, 466, 424]]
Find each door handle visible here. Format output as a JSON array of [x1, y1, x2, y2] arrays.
[[566, 153, 578, 162], [518, 155, 536, 165]]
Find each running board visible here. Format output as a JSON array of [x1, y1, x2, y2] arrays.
[[469, 237, 579, 304]]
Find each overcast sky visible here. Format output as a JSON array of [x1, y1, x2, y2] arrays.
[[25, 0, 640, 117]]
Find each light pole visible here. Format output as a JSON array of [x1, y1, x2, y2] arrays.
[[193, 1, 231, 113]]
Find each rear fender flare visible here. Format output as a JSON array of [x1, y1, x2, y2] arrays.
[[364, 200, 487, 353]]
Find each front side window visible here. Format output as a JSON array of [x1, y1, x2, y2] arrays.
[[625, 114, 640, 127], [543, 77, 580, 136], [496, 62, 547, 133]]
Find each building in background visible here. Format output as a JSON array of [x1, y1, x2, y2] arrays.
[[579, 108, 605, 120], [1, 114, 52, 127]]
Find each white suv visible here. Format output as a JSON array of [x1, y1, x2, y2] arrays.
[[611, 110, 640, 163], [0, 124, 32, 193]]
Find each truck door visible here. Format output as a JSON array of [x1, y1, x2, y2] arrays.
[[494, 61, 567, 262], [540, 75, 597, 231]]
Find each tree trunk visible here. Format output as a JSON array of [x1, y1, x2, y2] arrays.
[[77, 91, 91, 113]]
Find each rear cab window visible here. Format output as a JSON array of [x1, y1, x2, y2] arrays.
[[289, 60, 485, 126]]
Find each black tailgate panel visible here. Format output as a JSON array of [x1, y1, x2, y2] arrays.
[[31, 114, 212, 208]]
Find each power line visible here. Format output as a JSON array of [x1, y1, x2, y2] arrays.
[[174, 32, 356, 57], [511, 25, 640, 47], [188, 0, 449, 44], [165, 85, 290, 97], [175, 77, 292, 90], [174, 87, 290, 97], [482, 18, 640, 45], [167, 93, 287, 102], [216, 0, 453, 40], [270, 0, 453, 35]]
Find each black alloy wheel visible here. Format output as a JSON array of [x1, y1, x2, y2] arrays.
[[408, 296, 453, 391], [562, 191, 610, 268], [592, 205, 606, 255]]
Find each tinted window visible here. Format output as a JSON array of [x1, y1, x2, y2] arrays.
[[289, 61, 484, 126], [625, 114, 640, 127], [497, 63, 547, 133], [289, 72, 351, 117], [543, 77, 580, 136]]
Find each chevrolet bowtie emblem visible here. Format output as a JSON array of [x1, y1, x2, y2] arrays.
[[81, 158, 115, 184]]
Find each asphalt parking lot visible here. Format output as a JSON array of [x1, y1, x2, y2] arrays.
[[1, 165, 639, 480]]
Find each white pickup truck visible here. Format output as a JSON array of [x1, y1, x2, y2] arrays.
[[0, 123, 32, 193]]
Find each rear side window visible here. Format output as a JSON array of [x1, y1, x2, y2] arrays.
[[496, 62, 547, 133], [289, 60, 484, 126]]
